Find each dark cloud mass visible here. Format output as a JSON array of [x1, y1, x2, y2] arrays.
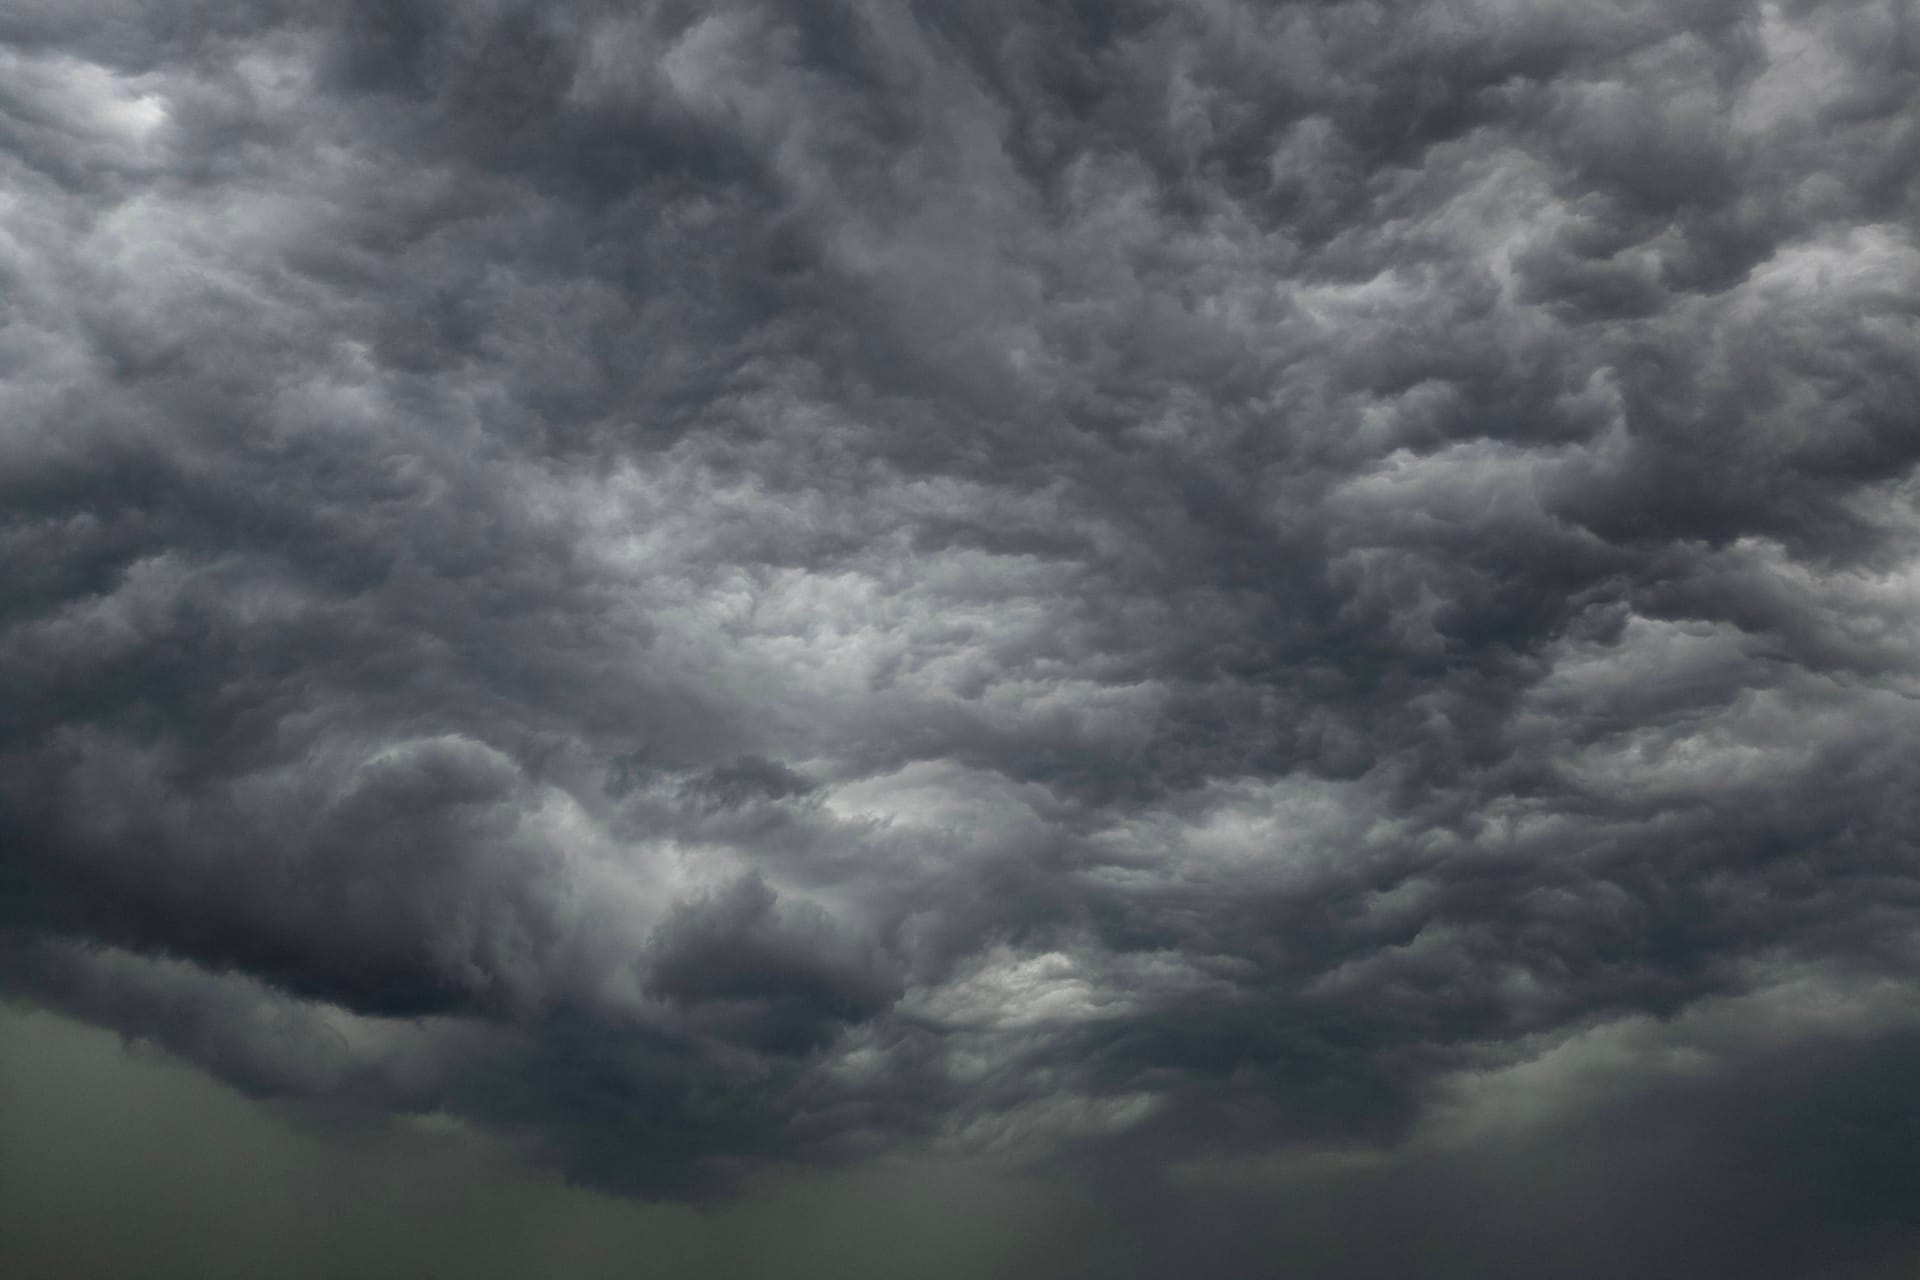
[[3, 0, 1919, 1270]]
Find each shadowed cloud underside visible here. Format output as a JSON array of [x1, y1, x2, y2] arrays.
[[3, 1, 1919, 1272]]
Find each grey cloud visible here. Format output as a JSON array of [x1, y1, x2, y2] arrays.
[[3, 0, 1919, 1257], [683, 755, 818, 810], [648, 873, 897, 1056], [1122, 992, 1920, 1280]]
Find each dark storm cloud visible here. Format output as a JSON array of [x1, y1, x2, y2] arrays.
[[3, 0, 1919, 1253], [1123, 981, 1920, 1280]]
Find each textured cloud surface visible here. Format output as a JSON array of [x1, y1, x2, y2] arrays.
[[4, 0, 1919, 1262]]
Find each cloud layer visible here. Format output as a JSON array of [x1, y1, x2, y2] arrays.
[[4, 0, 1919, 1237]]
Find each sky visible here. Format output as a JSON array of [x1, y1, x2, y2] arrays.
[[1, 1, 1918, 1275]]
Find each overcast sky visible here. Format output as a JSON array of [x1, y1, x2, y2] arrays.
[[3, 1, 1919, 1275]]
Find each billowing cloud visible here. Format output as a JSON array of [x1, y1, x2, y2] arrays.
[[3, 0, 1918, 1256]]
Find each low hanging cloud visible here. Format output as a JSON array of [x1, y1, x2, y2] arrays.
[[3, 0, 1919, 1249]]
